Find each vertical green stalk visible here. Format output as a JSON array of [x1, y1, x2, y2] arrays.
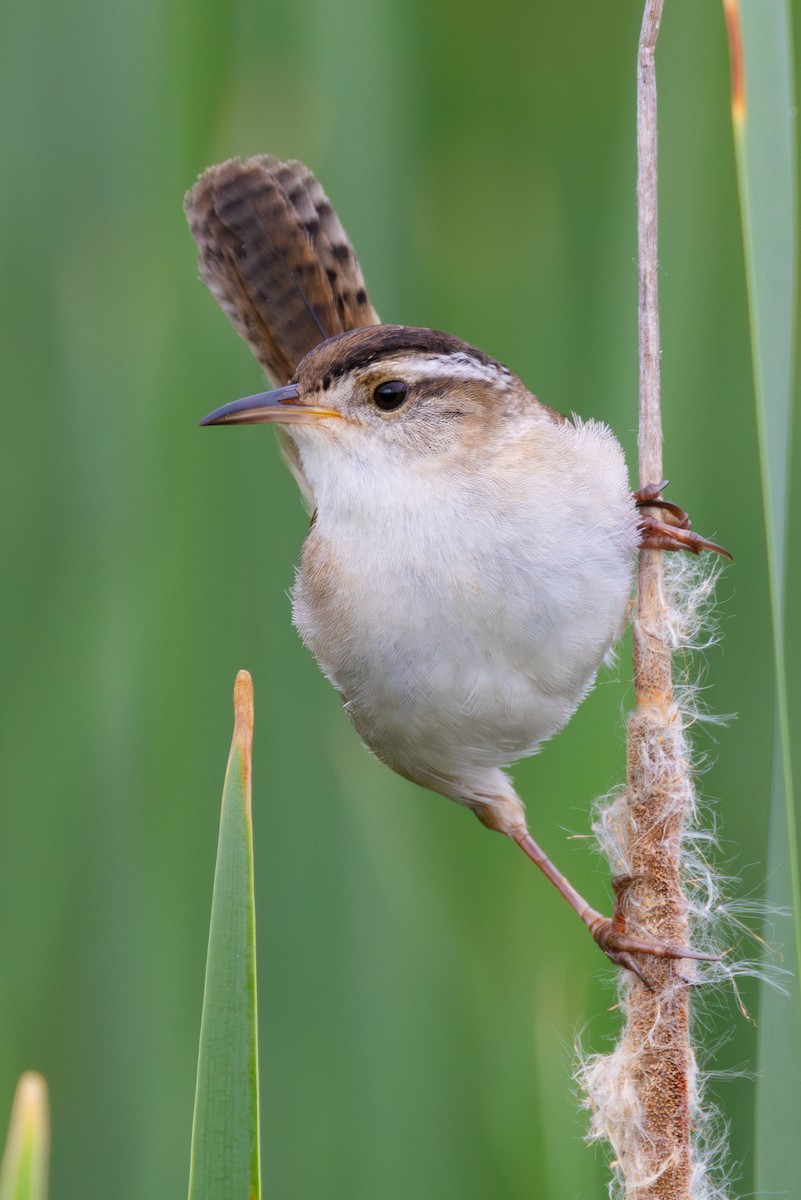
[[188, 671, 261, 1200], [724, 0, 800, 1190]]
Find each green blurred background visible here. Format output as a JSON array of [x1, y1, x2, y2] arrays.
[[1, 0, 799, 1196]]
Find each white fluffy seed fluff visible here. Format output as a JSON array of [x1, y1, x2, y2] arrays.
[[576, 555, 785, 1200]]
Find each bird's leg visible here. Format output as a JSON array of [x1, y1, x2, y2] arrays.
[[635, 480, 732, 559], [510, 829, 717, 985]]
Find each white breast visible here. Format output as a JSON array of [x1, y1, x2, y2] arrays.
[[290, 415, 638, 800]]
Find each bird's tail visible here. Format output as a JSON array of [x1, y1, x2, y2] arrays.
[[184, 155, 379, 386]]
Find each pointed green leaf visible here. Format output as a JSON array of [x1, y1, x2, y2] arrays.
[[725, 0, 799, 1188], [188, 671, 261, 1200], [0, 1074, 49, 1200]]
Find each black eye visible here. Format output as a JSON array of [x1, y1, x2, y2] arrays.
[[373, 380, 409, 411]]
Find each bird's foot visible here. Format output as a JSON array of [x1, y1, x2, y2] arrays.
[[511, 832, 720, 985], [635, 480, 731, 560], [584, 876, 719, 987]]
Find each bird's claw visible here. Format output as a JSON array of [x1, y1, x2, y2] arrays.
[[634, 481, 732, 560], [585, 888, 719, 988]]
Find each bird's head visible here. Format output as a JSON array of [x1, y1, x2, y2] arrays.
[[200, 325, 560, 475]]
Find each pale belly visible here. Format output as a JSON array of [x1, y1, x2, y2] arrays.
[[291, 515, 635, 790]]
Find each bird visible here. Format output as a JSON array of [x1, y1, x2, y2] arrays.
[[184, 155, 727, 980]]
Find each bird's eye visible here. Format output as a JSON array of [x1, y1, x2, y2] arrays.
[[372, 380, 409, 411]]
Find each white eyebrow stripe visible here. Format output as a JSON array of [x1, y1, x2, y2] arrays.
[[362, 352, 515, 388]]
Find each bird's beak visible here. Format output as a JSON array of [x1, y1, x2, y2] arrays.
[[199, 384, 340, 426]]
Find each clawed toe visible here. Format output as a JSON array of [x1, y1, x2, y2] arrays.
[[510, 831, 721, 986], [634, 481, 690, 527], [586, 911, 720, 986], [635, 481, 732, 560], [639, 514, 732, 559]]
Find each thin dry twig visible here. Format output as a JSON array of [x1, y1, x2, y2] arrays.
[[582, 3, 702, 1197], [623, 1, 695, 1194]]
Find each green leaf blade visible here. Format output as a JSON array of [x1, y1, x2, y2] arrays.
[[726, 0, 800, 1191], [0, 1074, 49, 1200], [188, 671, 261, 1200], [729, 0, 797, 588]]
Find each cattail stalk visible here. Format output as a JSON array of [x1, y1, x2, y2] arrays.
[[626, 5, 696, 1195], [581, 4, 705, 1197]]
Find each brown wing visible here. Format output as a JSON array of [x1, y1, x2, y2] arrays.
[[184, 155, 380, 386]]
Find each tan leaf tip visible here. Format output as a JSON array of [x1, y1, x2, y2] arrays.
[[723, 0, 745, 125], [233, 670, 254, 748], [2, 1072, 49, 1172], [14, 1072, 48, 1120]]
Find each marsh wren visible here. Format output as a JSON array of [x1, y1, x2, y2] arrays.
[[185, 156, 727, 980]]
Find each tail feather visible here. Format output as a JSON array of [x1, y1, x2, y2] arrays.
[[184, 155, 379, 386]]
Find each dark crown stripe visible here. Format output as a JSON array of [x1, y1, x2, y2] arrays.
[[299, 325, 504, 381]]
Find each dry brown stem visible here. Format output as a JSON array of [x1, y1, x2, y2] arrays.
[[577, 1, 700, 1195], [578, 8, 734, 1196], [613, 1, 696, 1196]]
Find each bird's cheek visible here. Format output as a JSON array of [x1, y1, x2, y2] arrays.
[[285, 416, 340, 447]]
